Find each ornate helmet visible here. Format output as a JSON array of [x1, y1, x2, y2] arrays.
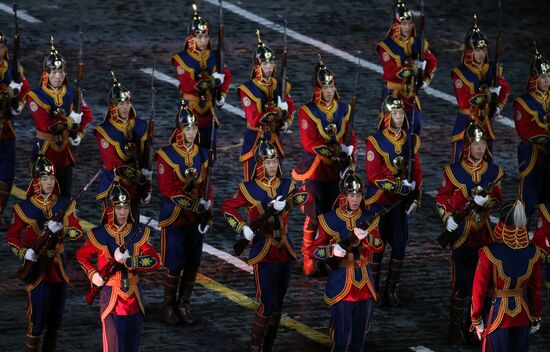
[[461, 121, 490, 160], [108, 71, 132, 105], [253, 29, 275, 65], [464, 15, 488, 50], [378, 94, 407, 130], [43, 36, 65, 71], [530, 43, 550, 77], [31, 153, 55, 178], [393, 0, 413, 23], [493, 200, 529, 249], [102, 181, 133, 225], [187, 4, 209, 36], [254, 138, 279, 163], [313, 54, 336, 88], [0, 32, 6, 46], [339, 170, 364, 194], [174, 100, 197, 129]]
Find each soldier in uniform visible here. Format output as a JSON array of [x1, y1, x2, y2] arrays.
[[156, 101, 213, 325], [5, 153, 83, 351], [292, 57, 356, 276], [470, 201, 542, 351], [238, 30, 295, 181], [172, 3, 232, 155], [27, 37, 93, 196], [310, 171, 383, 352], [0, 32, 30, 229], [221, 138, 308, 352], [514, 46, 550, 221], [532, 201, 550, 313], [451, 15, 510, 163], [76, 182, 160, 352], [94, 72, 152, 219], [435, 121, 503, 343], [364, 95, 421, 307], [376, 0, 438, 135]]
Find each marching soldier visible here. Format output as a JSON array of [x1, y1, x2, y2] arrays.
[[364, 95, 421, 307], [94, 72, 152, 218], [27, 37, 93, 196], [238, 30, 295, 181], [377, 0, 438, 135], [221, 138, 308, 352], [435, 121, 503, 344], [5, 153, 83, 351], [514, 46, 550, 220], [0, 32, 30, 229], [532, 201, 550, 313], [292, 57, 356, 276], [76, 182, 160, 352], [156, 101, 213, 325], [172, 3, 232, 155], [470, 201, 542, 351], [310, 171, 383, 352], [451, 15, 510, 162]]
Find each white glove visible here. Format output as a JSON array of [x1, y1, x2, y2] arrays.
[[9, 81, 22, 96], [446, 217, 458, 232], [114, 247, 130, 264], [489, 85, 501, 96], [474, 194, 489, 206], [198, 223, 210, 235], [199, 198, 212, 211], [406, 202, 418, 215], [280, 120, 290, 133], [277, 96, 288, 112], [141, 192, 151, 204], [493, 107, 502, 120], [69, 135, 81, 147], [414, 60, 427, 70], [353, 227, 369, 241], [140, 168, 152, 179], [339, 144, 354, 157], [420, 80, 429, 92], [270, 195, 286, 212], [242, 225, 255, 241], [474, 321, 484, 340], [212, 72, 225, 85], [215, 95, 226, 107], [91, 272, 105, 287], [69, 111, 82, 124], [402, 179, 416, 192], [332, 243, 347, 258], [24, 248, 38, 262], [10, 103, 23, 116], [47, 220, 63, 233], [530, 321, 541, 335]]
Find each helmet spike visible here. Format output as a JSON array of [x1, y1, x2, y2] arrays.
[[318, 53, 324, 66]]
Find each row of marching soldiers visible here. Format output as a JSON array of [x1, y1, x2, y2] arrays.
[[0, 1, 548, 352]]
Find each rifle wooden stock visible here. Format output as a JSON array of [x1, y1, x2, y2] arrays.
[[10, 1, 21, 111], [436, 202, 477, 249], [215, 0, 224, 102], [414, 1, 425, 94]]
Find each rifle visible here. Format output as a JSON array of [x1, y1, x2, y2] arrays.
[[233, 187, 299, 256], [85, 218, 153, 305], [414, 0, 425, 94], [338, 57, 360, 171], [142, 61, 156, 171], [277, 18, 288, 108], [488, 0, 502, 119], [17, 169, 101, 282], [436, 183, 494, 249], [10, 0, 21, 112], [70, 28, 84, 140], [214, 0, 224, 104], [197, 109, 216, 228]]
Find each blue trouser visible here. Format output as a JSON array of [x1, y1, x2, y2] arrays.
[[484, 325, 530, 352], [451, 245, 479, 298], [27, 281, 66, 337], [253, 261, 292, 316], [161, 225, 203, 276], [330, 299, 373, 352], [518, 142, 550, 220], [102, 313, 143, 352], [373, 204, 408, 262], [0, 139, 15, 185], [198, 125, 218, 163], [56, 166, 73, 197], [303, 180, 340, 232]]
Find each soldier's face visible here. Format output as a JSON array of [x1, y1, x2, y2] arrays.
[[117, 101, 132, 120], [263, 158, 278, 177], [321, 84, 336, 103], [346, 193, 363, 211], [195, 33, 210, 52], [538, 74, 550, 92], [470, 141, 486, 161], [39, 175, 56, 195], [390, 109, 405, 129], [473, 48, 486, 65], [48, 69, 66, 89], [183, 125, 198, 144], [260, 61, 275, 79], [114, 204, 130, 225], [399, 19, 413, 39]]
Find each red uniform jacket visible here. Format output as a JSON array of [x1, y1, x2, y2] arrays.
[[0, 59, 31, 140]]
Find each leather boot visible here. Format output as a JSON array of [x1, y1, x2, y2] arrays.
[[249, 313, 269, 352], [384, 258, 403, 307], [25, 334, 41, 352], [448, 295, 468, 344], [263, 312, 281, 352], [369, 261, 382, 306], [302, 228, 317, 276], [162, 272, 181, 325], [0, 181, 11, 231], [177, 271, 197, 325], [42, 329, 57, 352]]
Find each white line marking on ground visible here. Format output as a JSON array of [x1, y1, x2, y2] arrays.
[[205, 0, 514, 127], [410, 347, 436, 352], [140, 67, 245, 118], [0, 3, 42, 23]]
